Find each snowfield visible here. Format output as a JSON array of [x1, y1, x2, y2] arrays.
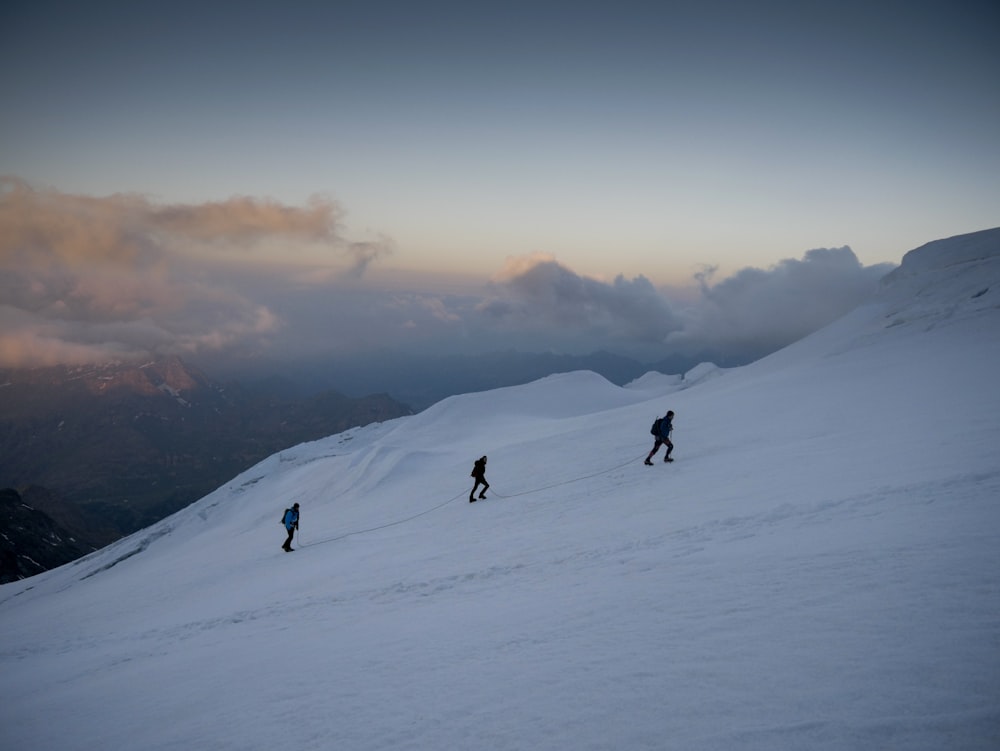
[[2, 228, 999, 750]]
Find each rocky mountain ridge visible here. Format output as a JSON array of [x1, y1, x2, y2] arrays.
[[0, 488, 93, 584]]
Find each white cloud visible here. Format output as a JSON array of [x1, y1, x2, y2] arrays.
[[0, 179, 375, 367]]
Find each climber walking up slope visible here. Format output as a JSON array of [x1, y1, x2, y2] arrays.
[[645, 410, 674, 465]]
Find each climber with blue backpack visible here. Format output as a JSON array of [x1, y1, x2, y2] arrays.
[[280, 503, 300, 551], [644, 410, 675, 465]]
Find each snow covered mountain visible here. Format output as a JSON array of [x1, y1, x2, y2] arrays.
[[1, 228, 998, 750]]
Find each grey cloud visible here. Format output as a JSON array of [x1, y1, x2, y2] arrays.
[[479, 257, 683, 343], [672, 246, 896, 356], [470, 248, 895, 363], [343, 236, 395, 280], [276, 249, 896, 365]]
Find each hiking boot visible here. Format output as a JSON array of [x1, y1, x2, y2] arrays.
[[644, 459, 653, 465]]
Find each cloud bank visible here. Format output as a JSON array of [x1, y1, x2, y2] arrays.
[[1, 179, 897, 373], [478, 253, 683, 344], [669, 247, 896, 358], [0, 178, 386, 367], [470, 248, 893, 361]]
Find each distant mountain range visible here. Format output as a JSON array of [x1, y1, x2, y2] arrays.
[[235, 348, 727, 411], [0, 356, 412, 580]]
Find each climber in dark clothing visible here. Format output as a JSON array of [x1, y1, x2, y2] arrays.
[[469, 456, 489, 502], [645, 410, 674, 465]]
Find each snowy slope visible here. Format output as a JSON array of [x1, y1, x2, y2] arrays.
[[2, 229, 999, 751]]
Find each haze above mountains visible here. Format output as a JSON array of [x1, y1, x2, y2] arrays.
[[0, 358, 411, 580]]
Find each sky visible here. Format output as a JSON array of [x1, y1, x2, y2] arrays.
[[1, 0, 998, 372], [1, 230, 998, 750]]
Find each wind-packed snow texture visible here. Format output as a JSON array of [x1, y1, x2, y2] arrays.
[[2, 228, 999, 750]]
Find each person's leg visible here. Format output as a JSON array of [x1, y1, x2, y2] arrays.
[[283, 528, 294, 550], [645, 439, 661, 464], [470, 479, 481, 501], [479, 480, 489, 498], [664, 438, 673, 462]]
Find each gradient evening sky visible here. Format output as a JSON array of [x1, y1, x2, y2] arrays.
[[1, 0, 998, 371]]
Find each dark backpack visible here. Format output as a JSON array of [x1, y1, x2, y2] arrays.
[[650, 417, 662, 436], [280, 508, 289, 524]]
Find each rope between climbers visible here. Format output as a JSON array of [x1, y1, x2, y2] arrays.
[[489, 451, 647, 499], [301, 491, 467, 548], [299, 446, 649, 549]]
